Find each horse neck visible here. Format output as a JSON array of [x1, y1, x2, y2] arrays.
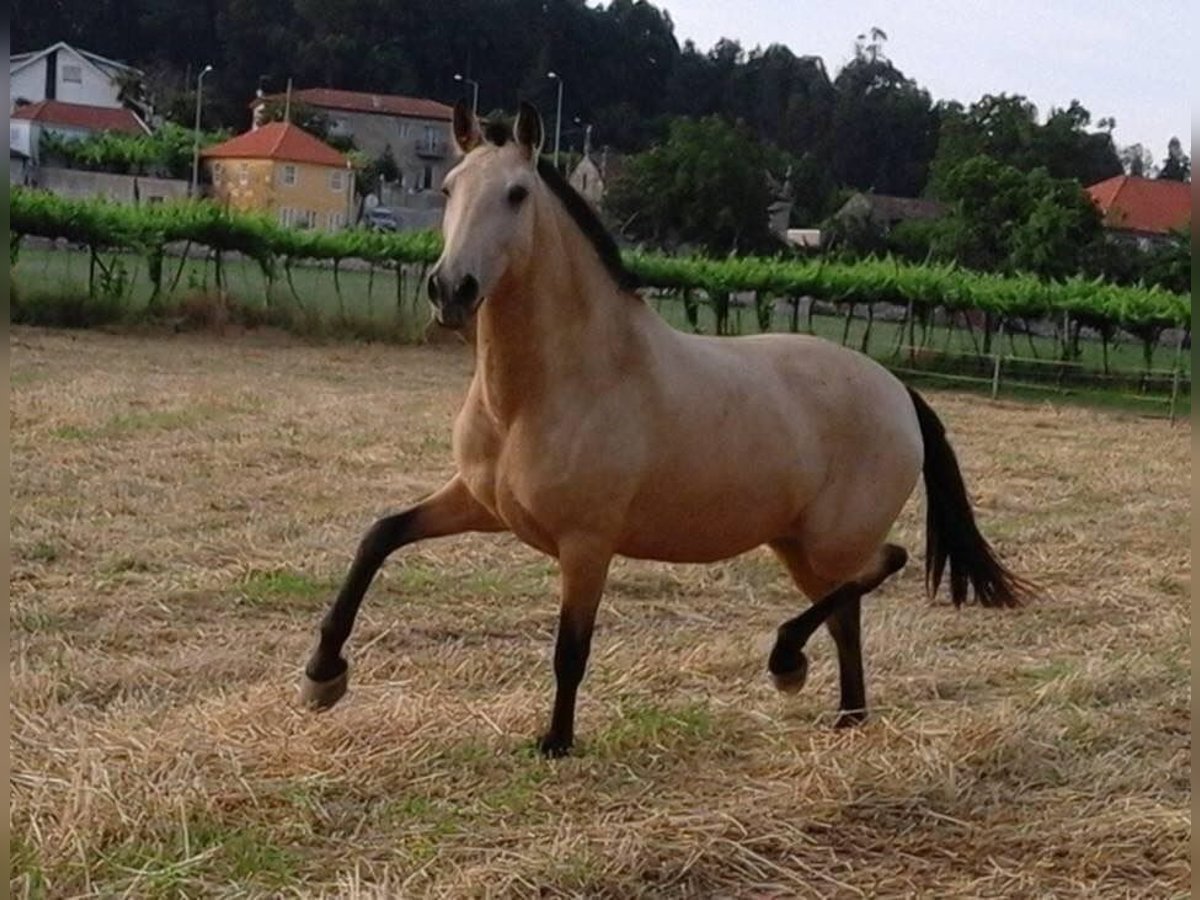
[[474, 201, 632, 419]]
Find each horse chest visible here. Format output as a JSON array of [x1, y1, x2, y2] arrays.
[[453, 412, 571, 555]]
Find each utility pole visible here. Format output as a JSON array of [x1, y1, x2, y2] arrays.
[[453, 73, 480, 115], [190, 64, 213, 199], [547, 71, 563, 167]]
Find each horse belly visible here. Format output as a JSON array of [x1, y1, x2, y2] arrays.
[[616, 464, 808, 563]]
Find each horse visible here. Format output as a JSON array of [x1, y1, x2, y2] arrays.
[[298, 101, 1033, 757]]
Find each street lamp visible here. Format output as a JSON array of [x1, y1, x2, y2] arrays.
[[546, 71, 563, 167], [574, 116, 593, 156], [453, 73, 479, 115], [190, 64, 214, 199]]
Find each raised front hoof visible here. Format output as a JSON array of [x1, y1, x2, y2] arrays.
[[537, 732, 573, 759], [834, 709, 867, 729], [298, 663, 349, 711], [769, 648, 809, 694]]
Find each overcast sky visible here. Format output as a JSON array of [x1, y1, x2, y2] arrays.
[[654, 0, 1189, 163]]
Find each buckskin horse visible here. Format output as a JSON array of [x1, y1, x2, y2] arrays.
[[299, 102, 1032, 757]]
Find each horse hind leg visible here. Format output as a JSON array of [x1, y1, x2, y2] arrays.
[[767, 540, 907, 727]]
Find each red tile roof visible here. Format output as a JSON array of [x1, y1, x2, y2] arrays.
[[1086, 175, 1190, 236], [200, 121, 349, 168], [11, 100, 148, 135], [254, 88, 453, 122]]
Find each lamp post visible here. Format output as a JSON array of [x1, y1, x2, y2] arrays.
[[190, 64, 213, 199], [546, 71, 563, 167], [574, 116, 592, 156], [452, 73, 479, 115]]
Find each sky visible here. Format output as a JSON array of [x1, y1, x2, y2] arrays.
[[654, 0, 1190, 164]]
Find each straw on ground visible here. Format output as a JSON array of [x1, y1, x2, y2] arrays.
[[10, 326, 1189, 898]]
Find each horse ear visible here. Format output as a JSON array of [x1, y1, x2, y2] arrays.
[[514, 101, 544, 162], [452, 101, 481, 154]]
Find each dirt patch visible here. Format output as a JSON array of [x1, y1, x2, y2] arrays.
[[10, 326, 1190, 897]]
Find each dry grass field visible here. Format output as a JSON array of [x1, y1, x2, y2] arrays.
[[10, 325, 1190, 898]]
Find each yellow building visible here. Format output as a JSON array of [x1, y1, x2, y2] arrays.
[[200, 121, 354, 230]]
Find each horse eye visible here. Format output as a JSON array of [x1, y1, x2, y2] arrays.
[[507, 185, 529, 206]]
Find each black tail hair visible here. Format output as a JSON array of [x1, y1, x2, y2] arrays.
[[908, 387, 1035, 608]]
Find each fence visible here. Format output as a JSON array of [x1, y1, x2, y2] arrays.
[[10, 188, 1191, 415]]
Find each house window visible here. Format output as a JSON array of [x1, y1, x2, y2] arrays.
[[422, 166, 433, 190], [328, 211, 346, 230], [300, 210, 317, 229], [62, 65, 83, 84], [212, 162, 224, 184], [238, 164, 249, 186], [330, 170, 345, 192], [397, 121, 410, 138], [281, 164, 297, 186]]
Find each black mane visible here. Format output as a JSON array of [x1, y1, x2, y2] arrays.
[[480, 116, 639, 293]]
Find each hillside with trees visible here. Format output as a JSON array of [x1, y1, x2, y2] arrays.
[[13, 0, 1189, 286]]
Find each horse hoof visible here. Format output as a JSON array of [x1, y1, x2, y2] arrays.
[[538, 733, 573, 758], [769, 650, 808, 694], [834, 709, 867, 729], [298, 666, 349, 711]]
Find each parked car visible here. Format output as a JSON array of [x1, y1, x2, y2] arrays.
[[362, 207, 399, 232]]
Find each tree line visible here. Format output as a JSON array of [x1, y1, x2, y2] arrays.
[[15, 2, 1183, 186], [13, 0, 1189, 289]]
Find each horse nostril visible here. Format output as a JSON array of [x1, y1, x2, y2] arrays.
[[454, 274, 479, 306]]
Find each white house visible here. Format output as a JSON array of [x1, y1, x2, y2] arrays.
[[11, 100, 150, 165], [10, 42, 144, 112]]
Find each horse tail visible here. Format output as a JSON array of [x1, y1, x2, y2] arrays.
[[908, 387, 1034, 608]]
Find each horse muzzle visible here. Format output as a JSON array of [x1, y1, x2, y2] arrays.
[[428, 271, 482, 330]]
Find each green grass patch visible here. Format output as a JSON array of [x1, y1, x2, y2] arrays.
[[10, 832, 48, 898], [96, 821, 300, 896], [237, 568, 330, 609], [23, 541, 60, 563], [590, 700, 716, 758], [1018, 661, 1075, 685], [13, 246, 433, 340], [12, 605, 67, 634], [384, 560, 553, 602], [51, 405, 232, 442]]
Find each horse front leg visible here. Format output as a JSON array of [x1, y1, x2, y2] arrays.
[[539, 539, 614, 758], [299, 476, 503, 709]]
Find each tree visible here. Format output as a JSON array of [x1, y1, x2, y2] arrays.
[[1031, 100, 1122, 185], [932, 154, 1102, 278], [1159, 137, 1190, 181], [830, 29, 939, 196], [1008, 172, 1103, 280], [604, 116, 780, 255], [1120, 143, 1155, 177], [928, 94, 1120, 194]]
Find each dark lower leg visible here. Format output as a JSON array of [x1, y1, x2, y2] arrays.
[[300, 478, 501, 709], [769, 583, 862, 688], [306, 509, 419, 682], [825, 595, 866, 726], [539, 544, 611, 757], [540, 622, 595, 757]]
